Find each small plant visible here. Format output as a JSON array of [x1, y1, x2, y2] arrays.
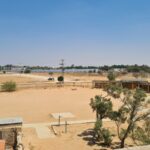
[[24, 69, 31, 73], [132, 72, 140, 78], [132, 118, 150, 145], [1, 81, 16, 92], [3, 70, 6, 74], [58, 76, 64, 82], [107, 71, 116, 81], [49, 72, 53, 76], [93, 120, 112, 146], [102, 128, 112, 146]]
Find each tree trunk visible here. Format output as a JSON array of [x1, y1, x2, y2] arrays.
[[120, 122, 133, 148], [120, 138, 125, 148]]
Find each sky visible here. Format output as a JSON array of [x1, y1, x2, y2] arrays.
[[0, 0, 150, 66]]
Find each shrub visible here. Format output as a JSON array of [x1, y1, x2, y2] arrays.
[[102, 128, 112, 146], [49, 72, 53, 76], [24, 69, 31, 73], [1, 81, 16, 92], [58, 76, 64, 82], [132, 72, 140, 78], [132, 118, 150, 144], [107, 71, 116, 81], [93, 120, 112, 146]]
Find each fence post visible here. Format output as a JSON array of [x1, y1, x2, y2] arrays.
[[58, 115, 61, 126], [65, 121, 67, 133]]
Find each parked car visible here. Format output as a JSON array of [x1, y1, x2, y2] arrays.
[[48, 77, 54, 81]]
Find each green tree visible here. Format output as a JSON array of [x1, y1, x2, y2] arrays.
[[109, 88, 150, 148], [90, 96, 113, 146], [57, 76, 64, 82]]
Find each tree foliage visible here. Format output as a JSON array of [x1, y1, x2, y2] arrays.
[[90, 96, 112, 120], [90, 96, 113, 146], [109, 87, 150, 148], [91, 84, 150, 148], [132, 118, 150, 145], [57, 76, 64, 82]]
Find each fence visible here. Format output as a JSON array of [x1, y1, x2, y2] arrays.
[[0, 81, 92, 90]]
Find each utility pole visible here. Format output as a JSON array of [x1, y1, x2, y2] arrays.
[[59, 59, 65, 77]]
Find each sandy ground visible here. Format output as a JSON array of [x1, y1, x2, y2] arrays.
[[0, 73, 107, 84], [0, 87, 122, 123], [0, 74, 149, 150], [33, 72, 150, 82], [0, 85, 123, 150], [0, 74, 44, 83], [0, 87, 100, 123], [0, 85, 122, 150], [23, 123, 114, 150], [22, 124, 99, 150], [0, 73, 150, 84], [22, 122, 135, 150]]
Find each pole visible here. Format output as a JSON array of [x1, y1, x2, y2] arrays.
[[65, 121, 67, 133], [58, 115, 61, 126], [60, 59, 65, 79]]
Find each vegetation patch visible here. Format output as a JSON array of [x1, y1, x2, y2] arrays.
[[90, 77, 150, 148], [57, 76, 64, 82], [1, 81, 17, 92]]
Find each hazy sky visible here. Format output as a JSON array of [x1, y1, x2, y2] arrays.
[[0, 0, 150, 66]]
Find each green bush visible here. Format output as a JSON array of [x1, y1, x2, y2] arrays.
[[49, 72, 53, 76], [132, 119, 150, 144], [1, 81, 16, 92], [93, 120, 112, 146], [107, 71, 116, 81], [24, 69, 31, 73], [58, 76, 64, 82]]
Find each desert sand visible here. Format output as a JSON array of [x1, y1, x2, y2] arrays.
[[0, 73, 149, 150], [23, 123, 114, 150]]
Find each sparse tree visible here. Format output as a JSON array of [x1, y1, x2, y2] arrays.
[[109, 88, 150, 148], [90, 96, 113, 146]]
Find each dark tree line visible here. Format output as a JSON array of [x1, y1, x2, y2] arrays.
[[1, 64, 150, 73]]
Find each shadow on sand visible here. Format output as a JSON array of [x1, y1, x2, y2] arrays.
[[78, 128, 122, 150]]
